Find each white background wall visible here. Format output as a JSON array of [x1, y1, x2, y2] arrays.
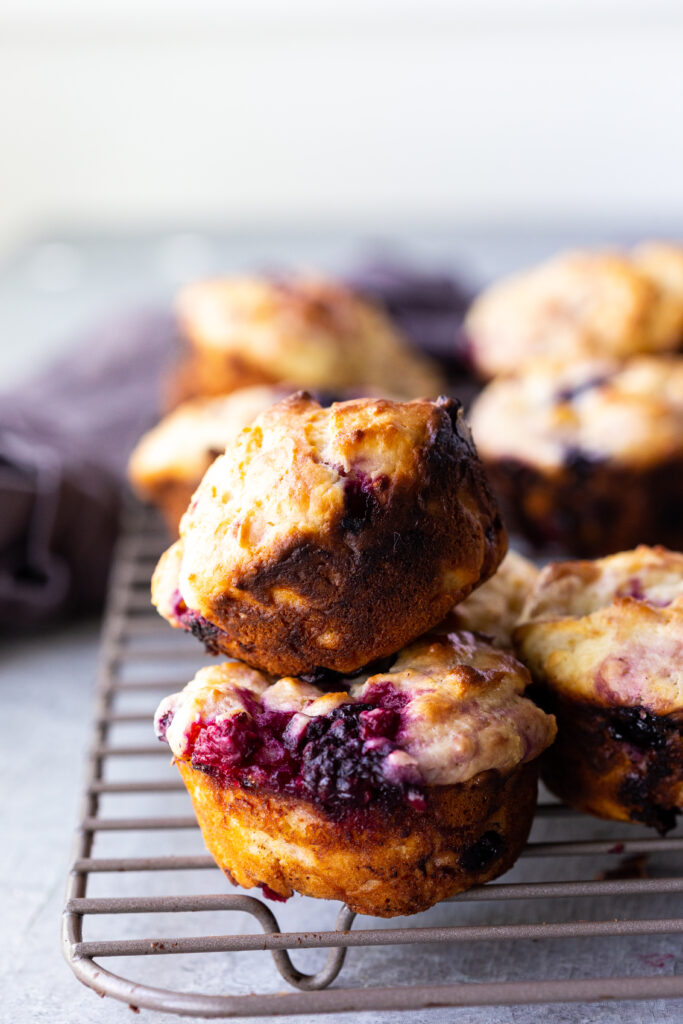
[[1, 0, 683, 256]]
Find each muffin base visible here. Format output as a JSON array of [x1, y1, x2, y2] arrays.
[[176, 759, 538, 917], [535, 689, 683, 834], [483, 455, 683, 558]]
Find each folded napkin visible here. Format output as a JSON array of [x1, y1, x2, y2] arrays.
[[0, 265, 473, 627]]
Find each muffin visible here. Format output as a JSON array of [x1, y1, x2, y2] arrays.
[[166, 274, 445, 406], [469, 355, 683, 556], [154, 629, 556, 916], [515, 546, 683, 833], [152, 392, 506, 677], [446, 550, 539, 648], [632, 241, 683, 304], [128, 385, 289, 533], [464, 245, 683, 379]]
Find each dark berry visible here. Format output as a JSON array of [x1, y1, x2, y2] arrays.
[[341, 474, 377, 531], [182, 692, 424, 817], [619, 578, 646, 601], [460, 830, 505, 872], [563, 447, 601, 478], [154, 708, 174, 742], [171, 590, 227, 655], [300, 652, 398, 689], [607, 707, 669, 751]]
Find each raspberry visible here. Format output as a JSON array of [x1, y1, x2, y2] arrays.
[[191, 712, 259, 774], [183, 687, 424, 816]]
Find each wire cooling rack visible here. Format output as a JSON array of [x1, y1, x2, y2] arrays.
[[62, 502, 683, 1017]]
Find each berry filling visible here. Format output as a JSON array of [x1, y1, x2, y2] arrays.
[[258, 883, 288, 903], [460, 829, 505, 872], [607, 706, 670, 751], [615, 578, 672, 607], [331, 465, 390, 533], [166, 686, 425, 817], [155, 708, 174, 742], [171, 591, 227, 655]]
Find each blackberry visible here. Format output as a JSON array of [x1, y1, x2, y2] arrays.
[[301, 704, 394, 811], [185, 687, 424, 816], [460, 830, 505, 872], [608, 707, 670, 751]]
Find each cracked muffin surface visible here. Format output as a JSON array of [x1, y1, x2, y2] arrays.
[[155, 630, 555, 915], [152, 392, 506, 676], [515, 546, 683, 831], [128, 385, 288, 532], [465, 245, 683, 379], [169, 274, 445, 403]]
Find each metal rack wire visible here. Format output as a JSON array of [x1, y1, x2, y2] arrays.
[[62, 503, 683, 1016]]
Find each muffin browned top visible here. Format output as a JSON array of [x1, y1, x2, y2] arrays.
[[128, 385, 288, 497], [465, 246, 683, 378], [470, 355, 683, 471], [152, 392, 506, 675], [515, 546, 683, 714], [176, 274, 444, 399], [156, 629, 555, 789], [174, 394, 500, 614], [633, 241, 683, 304]]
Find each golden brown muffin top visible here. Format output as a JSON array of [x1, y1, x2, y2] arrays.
[[176, 274, 444, 399], [446, 550, 539, 648], [465, 245, 683, 378], [633, 241, 683, 303], [128, 385, 288, 496], [469, 355, 683, 471], [156, 629, 555, 787], [515, 546, 683, 713], [173, 392, 488, 621]]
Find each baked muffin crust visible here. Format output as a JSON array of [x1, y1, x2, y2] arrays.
[[172, 274, 445, 402], [155, 632, 555, 915], [153, 393, 506, 675], [633, 241, 683, 305], [516, 547, 683, 715], [465, 246, 683, 378], [128, 385, 288, 531], [177, 758, 539, 916], [515, 546, 683, 831], [471, 356, 683, 472]]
